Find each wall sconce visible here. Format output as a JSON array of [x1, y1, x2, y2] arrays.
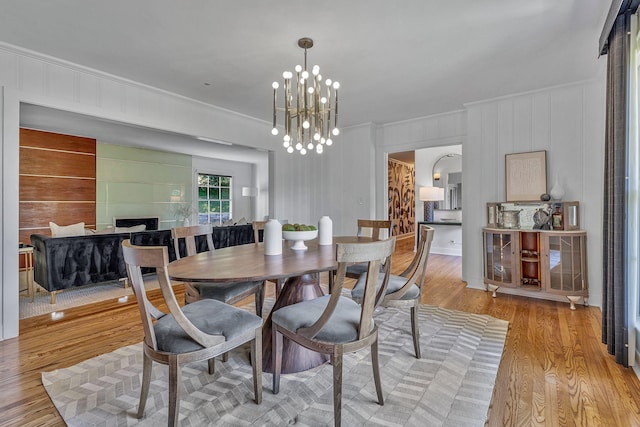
[[241, 186, 258, 197], [419, 186, 445, 222], [433, 172, 441, 181]]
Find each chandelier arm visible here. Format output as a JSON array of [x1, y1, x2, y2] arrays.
[[296, 69, 301, 147], [272, 86, 277, 130], [334, 88, 339, 131], [314, 78, 320, 139], [285, 78, 291, 138], [326, 86, 332, 137]]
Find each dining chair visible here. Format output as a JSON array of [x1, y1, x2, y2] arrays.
[[121, 240, 262, 426], [351, 224, 434, 358], [252, 220, 267, 245], [345, 219, 393, 280], [171, 224, 265, 316], [271, 237, 397, 427]]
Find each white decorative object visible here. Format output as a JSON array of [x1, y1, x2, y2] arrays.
[[282, 230, 318, 251], [550, 175, 565, 200], [183, 218, 190, 226], [318, 216, 333, 245], [264, 219, 282, 255], [49, 221, 86, 237]]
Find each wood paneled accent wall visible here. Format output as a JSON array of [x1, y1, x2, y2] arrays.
[[19, 129, 96, 243], [388, 159, 415, 237]]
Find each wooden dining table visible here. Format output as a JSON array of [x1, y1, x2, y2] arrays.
[[167, 235, 372, 374]]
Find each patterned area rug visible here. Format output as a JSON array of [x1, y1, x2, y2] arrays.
[[42, 304, 508, 426]]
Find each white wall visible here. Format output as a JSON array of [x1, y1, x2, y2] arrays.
[[0, 43, 275, 340], [0, 41, 607, 341], [192, 155, 266, 223], [0, 42, 379, 339], [464, 79, 606, 308], [271, 123, 377, 235], [1, 87, 20, 340], [377, 80, 606, 309]]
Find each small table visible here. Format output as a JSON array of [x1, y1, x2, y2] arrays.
[[19, 244, 35, 302], [168, 236, 372, 373]]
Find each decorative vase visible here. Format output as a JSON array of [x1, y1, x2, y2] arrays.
[[183, 217, 190, 226], [318, 216, 333, 245], [549, 175, 565, 201], [264, 219, 282, 255]]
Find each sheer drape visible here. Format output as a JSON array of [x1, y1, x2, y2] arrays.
[[602, 12, 630, 367]]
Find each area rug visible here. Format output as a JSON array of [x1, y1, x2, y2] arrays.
[[42, 305, 508, 426]]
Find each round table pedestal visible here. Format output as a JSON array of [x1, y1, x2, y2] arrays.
[[262, 273, 329, 373]]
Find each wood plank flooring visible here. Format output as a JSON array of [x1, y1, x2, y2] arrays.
[[1, 241, 639, 426]]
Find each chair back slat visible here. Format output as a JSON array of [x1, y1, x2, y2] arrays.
[[171, 225, 214, 259], [357, 219, 393, 240], [386, 225, 434, 301]]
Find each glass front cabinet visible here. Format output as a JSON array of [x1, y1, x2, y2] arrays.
[[483, 229, 519, 289], [482, 227, 588, 309], [540, 231, 588, 301]]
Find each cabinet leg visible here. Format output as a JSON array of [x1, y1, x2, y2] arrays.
[[487, 284, 499, 298], [567, 295, 581, 310]]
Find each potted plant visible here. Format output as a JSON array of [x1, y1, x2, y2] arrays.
[[174, 203, 193, 226]]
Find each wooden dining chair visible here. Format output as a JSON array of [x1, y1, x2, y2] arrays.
[[272, 237, 397, 427], [345, 219, 393, 279], [252, 220, 267, 245], [122, 240, 262, 426], [351, 224, 434, 358], [171, 224, 265, 316]]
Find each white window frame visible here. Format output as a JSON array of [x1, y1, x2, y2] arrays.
[[196, 171, 233, 226]]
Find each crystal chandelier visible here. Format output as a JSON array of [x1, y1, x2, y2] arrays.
[[271, 37, 340, 155]]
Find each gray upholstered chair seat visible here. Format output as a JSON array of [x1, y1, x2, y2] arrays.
[[194, 280, 264, 302], [352, 273, 420, 301], [272, 295, 372, 343], [346, 262, 384, 277], [154, 299, 262, 354]]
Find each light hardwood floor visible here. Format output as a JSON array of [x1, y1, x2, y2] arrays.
[[1, 240, 639, 426]]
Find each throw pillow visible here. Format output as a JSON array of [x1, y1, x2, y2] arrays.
[[50, 221, 86, 237], [94, 226, 115, 235], [114, 224, 147, 233]]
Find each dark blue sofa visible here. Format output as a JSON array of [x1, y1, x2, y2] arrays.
[[30, 224, 255, 299]]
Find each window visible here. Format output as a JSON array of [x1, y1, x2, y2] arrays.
[[197, 173, 232, 225]]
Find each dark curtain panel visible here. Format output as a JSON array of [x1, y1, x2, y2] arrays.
[[602, 13, 630, 367]]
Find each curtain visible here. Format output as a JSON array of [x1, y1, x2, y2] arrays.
[[602, 13, 630, 367]]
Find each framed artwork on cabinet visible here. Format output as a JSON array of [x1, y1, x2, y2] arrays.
[[505, 150, 547, 202]]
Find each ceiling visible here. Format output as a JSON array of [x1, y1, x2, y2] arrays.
[[0, 1, 610, 130]]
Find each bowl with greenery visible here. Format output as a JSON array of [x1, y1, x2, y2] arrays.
[[282, 224, 318, 250]]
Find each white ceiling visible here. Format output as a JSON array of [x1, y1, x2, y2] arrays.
[[0, 0, 610, 130]]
